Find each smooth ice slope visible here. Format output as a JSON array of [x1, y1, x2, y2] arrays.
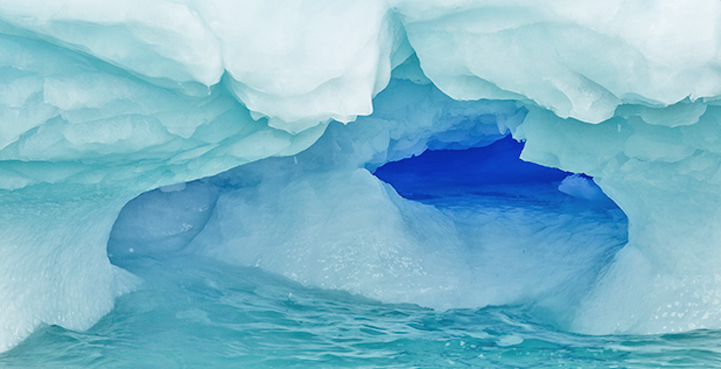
[[1, 0, 721, 351]]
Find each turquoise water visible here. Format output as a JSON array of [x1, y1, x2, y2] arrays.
[[2, 254, 721, 368]]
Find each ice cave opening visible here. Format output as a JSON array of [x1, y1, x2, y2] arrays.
[[107, 130, 629, 333], [375, 135, 583, 200], [373, 135, 629, 321]]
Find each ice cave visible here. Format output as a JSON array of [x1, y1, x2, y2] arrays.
[[1, 0, 721, 367]]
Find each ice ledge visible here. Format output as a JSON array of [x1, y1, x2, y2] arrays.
[[2, 1, 720, 131]]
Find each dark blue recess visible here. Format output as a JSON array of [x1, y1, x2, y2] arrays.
[[374, 136, 570, 197]]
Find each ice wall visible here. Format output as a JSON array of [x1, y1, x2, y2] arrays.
[[1, 0, 721, 351], [518, 104, 721, 333], [0, 31, 326, 351], [394, 0, 721, 334]]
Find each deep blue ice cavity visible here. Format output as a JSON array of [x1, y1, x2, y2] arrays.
[[375, 136, 571, 199]]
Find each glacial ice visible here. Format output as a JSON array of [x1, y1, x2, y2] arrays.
[[558, 174, 610, 203], [1, 0, 721, 351]]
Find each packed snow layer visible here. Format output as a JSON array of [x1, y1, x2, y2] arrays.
[[1, 0, 721, 352]]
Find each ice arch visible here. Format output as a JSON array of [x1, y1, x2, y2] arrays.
[[0, 0, 720, 351], [109, 80, 627, 313]]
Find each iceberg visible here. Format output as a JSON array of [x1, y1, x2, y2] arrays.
[[0, 0, 721, 351]]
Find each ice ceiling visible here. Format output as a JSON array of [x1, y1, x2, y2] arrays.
[[1, 0, 721, 352]]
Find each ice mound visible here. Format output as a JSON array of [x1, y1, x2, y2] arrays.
[[558, 174, 610, 203], [1, 0, 721, 351]]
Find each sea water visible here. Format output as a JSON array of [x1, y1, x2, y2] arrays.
[[3, 253, 721, 368]]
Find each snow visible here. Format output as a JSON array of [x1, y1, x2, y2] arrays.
[[0, 0, 720, 351]]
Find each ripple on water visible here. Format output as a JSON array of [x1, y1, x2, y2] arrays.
[[2, 256, 721, 368]]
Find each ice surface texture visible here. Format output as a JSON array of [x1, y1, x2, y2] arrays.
[[1, 0, 721, 351]]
